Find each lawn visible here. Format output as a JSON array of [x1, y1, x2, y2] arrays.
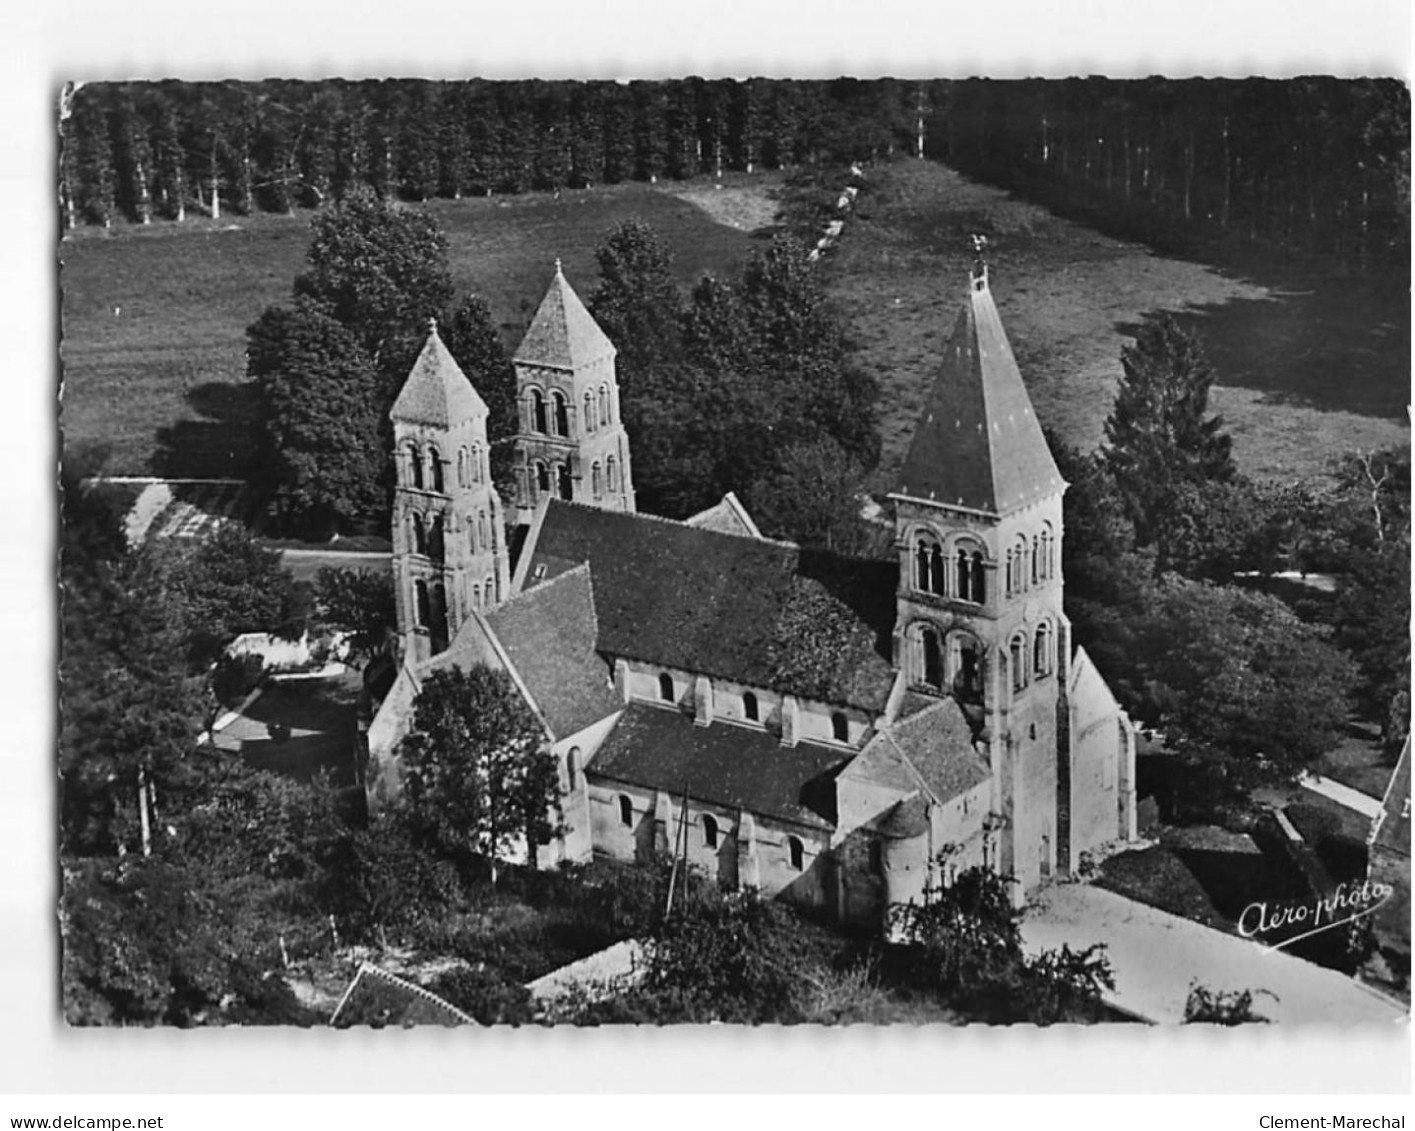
[[60, 176, 777, 479], [211, 670, 362, 787], [822, 160, 1409, 487]]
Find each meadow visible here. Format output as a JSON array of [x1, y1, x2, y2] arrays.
[[59, 178, 770, 479], [59, 160, 1408, 486]]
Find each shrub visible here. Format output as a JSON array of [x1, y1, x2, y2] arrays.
[[1183, 983, 1271, 1024]]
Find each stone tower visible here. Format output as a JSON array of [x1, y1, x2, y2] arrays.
[[888, 262, 1069, 895], [390, 319, 511, 665], [510, 261, 635, 522]]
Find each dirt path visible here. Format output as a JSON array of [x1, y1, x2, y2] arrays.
[[829, 161, 1408, 485]]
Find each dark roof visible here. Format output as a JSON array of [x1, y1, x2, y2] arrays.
[[483, 564, 622, 740], [330, 965, 472, 1028], [390, 323, 488, 427], [897, 271, 1064, 515], [1372, 737, 1410, 857], [521, 501, 898, 710], [513, 264, 615, 370], [588, 703, 851, 830]]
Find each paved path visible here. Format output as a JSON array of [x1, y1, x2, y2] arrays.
[[1022, 883, 1407, 1025], [1299, 772, 1384, 820]]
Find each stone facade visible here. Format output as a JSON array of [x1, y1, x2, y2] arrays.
[[366, 263, 1139, 930]]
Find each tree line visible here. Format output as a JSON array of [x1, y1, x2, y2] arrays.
[[59, 77, 916, 228], [928, 77, 1410, 268]]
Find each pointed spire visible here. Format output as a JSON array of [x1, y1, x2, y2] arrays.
[[390, 320, 488, 427], [896, 264, 1064, 515], [514, 262, 616, 370]]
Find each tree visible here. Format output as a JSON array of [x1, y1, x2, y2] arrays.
[[589, 219, 684, 393], [398, 666, 559, 882], [292, 187, 454, 360], [247, 302, 389, 533], [1103, 314, 1235, 547], [1132, 576, 1358, 809], [153, 522, 300, 666], [440, 294, 518, 484], [745, 438, 878, 554], [314, 567, 396, 662]]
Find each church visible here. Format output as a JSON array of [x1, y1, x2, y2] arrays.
[[363, 256, 1138, 928]]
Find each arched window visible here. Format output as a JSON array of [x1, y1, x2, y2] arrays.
[[411, 513, 427, 555], [535, 461, 550, 499], [414, 580, 431, 627], [592, 461, 602, 498], [618, 795, 633, 827], [743, 691, 759, 722], [428, 446, 444, 493], [584, 390, 596, 432], [921, 625, 943, 689], [606, 454, 618, 492], [428, 514, 445, 563], [478, 510, 488, 549], [1010, 634, 1028, 693], [702, 814, 719, 849], [456, 447, 468, 487], [915, 535, 943, 595], [532, 389, 548, 434], [831, 712, 849, 743], [957, 547, 986, 603], [787, 836, 805, 871], [552, 391, 569, 437], [566, 746, 581, 788], [600, 384, 610, 424], [950, 634, 983, 703], [470, 444, 482, 483], [1034, 623, 1052, 677], [658, 673, 675, 702], [468, 523, 477, 554], [472, 583, 481, 609], [557, 463, 573, 500], [486, 574, 496, 605], [1040, 525, 1054, 580], [1031, 535, 1041, 585], [407, 443, 424, 489]]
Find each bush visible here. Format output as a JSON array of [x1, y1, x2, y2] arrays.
[[424, 965, 533, 1026], [211, 653, 266, 707], [1183, 983, 1270, 1024]]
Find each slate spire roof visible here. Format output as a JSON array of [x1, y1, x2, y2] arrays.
[[513, 260, 616, 371], [390, 318, 488, 427], [897, 267, 1064, 515]]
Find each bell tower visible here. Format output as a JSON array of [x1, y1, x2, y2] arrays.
[[510, 260, 635, 523], [390, 319, 510, 665], [888, 251, 1068, 895]]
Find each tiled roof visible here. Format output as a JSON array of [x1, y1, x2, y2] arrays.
[[482, 564, 622, 741], [843, 698, 989, 805], [512, 263, 616, 371], [390, 323, 488, 427], [521, 501, 898, 710], [897, 272, 1064, 515], [588, 702, 850, 830], [329, 964, 472, 1028]]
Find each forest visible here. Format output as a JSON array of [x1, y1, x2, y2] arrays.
[[60, 76, 1409, 269]]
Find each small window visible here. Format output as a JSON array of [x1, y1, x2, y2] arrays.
[[702, 814, 719, 849], [787, 836, 805, 871], [606, 454, 618, 492], [600, 384, 611, 424], [428, 446, 444, 493], [618, 795, 633, 827], [557, 462, 573, 501], [407, 443, 424, 489], [414, 580, 431, 628], [742, 691, 759, 722], [567, 746, 581, 787], [831, 712, 848, 743], [921, 625, 943, 689], [535, 461, 550, 498], [658, 673, 675, 702], [552, 391, 569, 437], [411, 513, 427, 555], [584, 390, 596, 432], [1011, 636, 1027, 692], [471, 443, 482, 483], [532, 389, 548, 434], [592, 461, 602, 498], [869, 839, 884, 877]]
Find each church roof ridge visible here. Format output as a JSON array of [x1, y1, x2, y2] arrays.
[[544, 497, 802, 552], [513, 262, 617, 370], [390, 320, 488, 427], [896, 267, 1065, 516]]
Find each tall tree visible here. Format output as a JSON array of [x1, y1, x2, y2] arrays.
[[441, 294, 518, 483], [247, 302, 389, 533], [397, 666, 559, 881], [292, 187, 454, 361], [1103, 314, 1235, 548], [589, 219, 684, 393]]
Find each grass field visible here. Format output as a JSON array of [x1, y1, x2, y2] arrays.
[[59, 176, 776, 478], [824, 160, 1409, 486], [60, 161, 1407, 485]]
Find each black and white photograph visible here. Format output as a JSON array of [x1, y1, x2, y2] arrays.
[[8, 0, 1413, 1109]]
